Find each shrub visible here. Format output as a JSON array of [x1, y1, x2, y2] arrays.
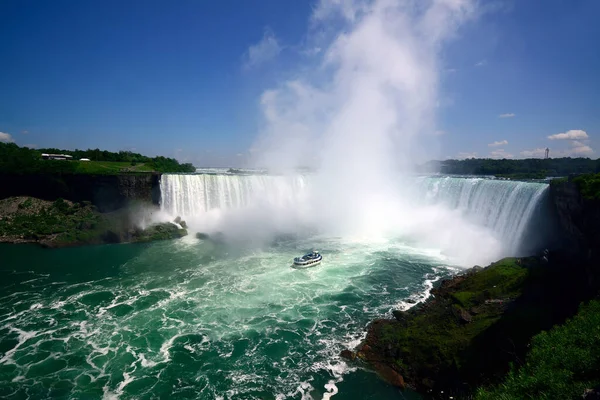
[[476, 300, 600, 400]]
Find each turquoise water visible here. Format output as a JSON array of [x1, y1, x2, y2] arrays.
[[0, 237, 457, 399]]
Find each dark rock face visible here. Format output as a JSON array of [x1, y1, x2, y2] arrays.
[[0, 173, 161, 212], [340, 350, 355, 360], [453, 307, 472, 324], [372, 362, 405, 388], [550, 178, 600, 289], [550, 179, 600, 259]]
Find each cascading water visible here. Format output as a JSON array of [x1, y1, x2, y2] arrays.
[[160, 173, 307, 217], [412, 176, 549, 255], [160, 173, 549, 257]]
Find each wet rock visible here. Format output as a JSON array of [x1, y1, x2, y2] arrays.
[[469, 265, 483, 274], [173, 216, 187, 228], [392, 310, 407, 322], [373, 362, 405, 388], [340, 350, 355, 360]]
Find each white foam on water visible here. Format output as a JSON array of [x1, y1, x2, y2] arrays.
[[0, 326, 38, 365], [323, 381, 339, 399]]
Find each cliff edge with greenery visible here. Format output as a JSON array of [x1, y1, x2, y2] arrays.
[[344, 252, 599, 399], [0, 197, 187, 247], [0, 142, 195, 174], [341, 175, 600, 399]]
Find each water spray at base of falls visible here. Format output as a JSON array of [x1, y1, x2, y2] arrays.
[[159, 173, 549, 267]]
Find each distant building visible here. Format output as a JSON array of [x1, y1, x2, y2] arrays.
[[79, 158, 90, 161], [41, 153, 73, 160]]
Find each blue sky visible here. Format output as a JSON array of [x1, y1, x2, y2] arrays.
[[0, 0, 598, 166]]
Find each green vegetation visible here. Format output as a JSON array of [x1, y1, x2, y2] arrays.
[[0, 197, 187, 247], [572, 173, 600, 200], [379, 259, 531, 374], [476, 300, 600, 400], [72, 160, 155, 174], [424, 157, 600, 178], [449, 259, 529, 308], [0, 197, 102, 244], [0, 142, 195, 174]]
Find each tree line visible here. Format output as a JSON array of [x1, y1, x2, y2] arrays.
[[0, 143, 195, 174], [422, 157, 600, 178]]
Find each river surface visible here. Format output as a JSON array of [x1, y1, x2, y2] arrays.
[[0, 236, 455, 399]]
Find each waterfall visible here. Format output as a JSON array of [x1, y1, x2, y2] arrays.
[[160, 173, 307, 217], [412, 176, 549, 253], [160, 173, 549, 256]]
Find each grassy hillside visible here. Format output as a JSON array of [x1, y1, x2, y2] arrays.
[[0, 142, 195, 174], [73, 160, 155, 174]]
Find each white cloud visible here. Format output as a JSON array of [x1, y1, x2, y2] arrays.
[[520, 148, 547, 158], [302, 47, 323, 57], [547, 129, 588, 140], [0, 132, 14, 143], [519, 141, 594, 158], [23, 143, 37, 148], [243, 28, 282, 69], [488, 139, 508, 147], [445, 68, 457, 73], [489, 149, 513, 159], [474, 59, 487, 67], [569, 140, 594, 156], [434, 130, 446, 136], [498, 113, 515, 118], [456, 152, 478, 159]]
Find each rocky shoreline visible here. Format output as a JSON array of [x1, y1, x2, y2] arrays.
[[340, 257, 542, 396], [0, 196, 187, 248], [338, 176, 600, 399]]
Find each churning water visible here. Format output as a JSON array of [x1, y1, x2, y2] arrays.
[[0, 174, 549, 399]]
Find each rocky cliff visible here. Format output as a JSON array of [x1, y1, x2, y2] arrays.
[[347, 176, 600, 398], [0, 173, 161, 212], [550, 177, 600, 262]]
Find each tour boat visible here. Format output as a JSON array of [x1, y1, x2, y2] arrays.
[[292, 251, 322, 269]]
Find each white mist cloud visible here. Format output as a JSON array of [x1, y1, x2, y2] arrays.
[[488, 139, 508, 147], [243, 28, 282, 69], [489, 149, 513, 159], [474, 59, 487, 67], [547, 129, 588, 140], [0, 132, 14, 143], [253, 0, 476, 173], [498, 113, 515, 118], [235, 0, 517, 265]]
